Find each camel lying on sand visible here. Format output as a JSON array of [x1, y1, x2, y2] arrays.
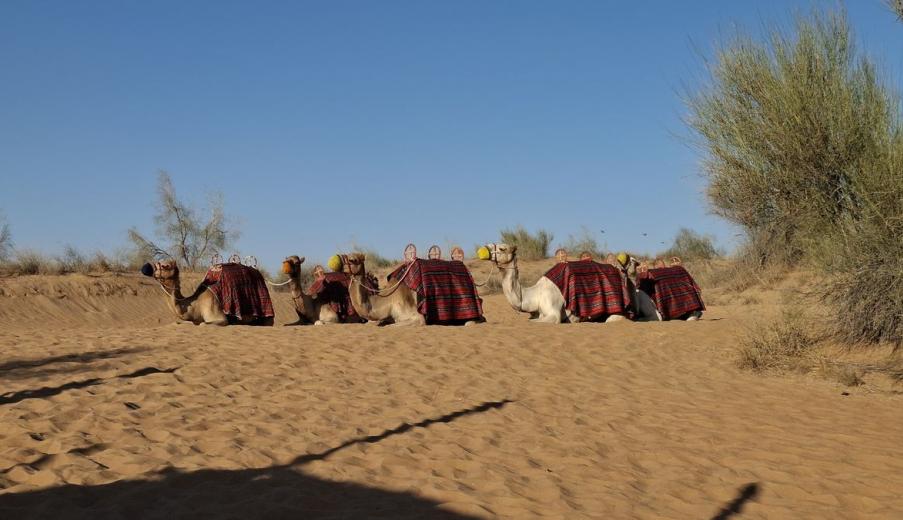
[[343, 254, 426, 326], [146, 260, 274, 326], [483, 243, 660, 323], [282, 255, 344, 325], [629, 255, 702, 321]]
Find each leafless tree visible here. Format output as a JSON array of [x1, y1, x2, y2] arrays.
[[129, 172, 238, 270]]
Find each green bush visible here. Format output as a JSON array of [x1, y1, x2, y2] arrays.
[[499, 226, 553, 261], [689, 8, 903, 348], [686, 10, 895, 264]]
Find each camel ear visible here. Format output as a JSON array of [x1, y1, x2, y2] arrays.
[[298, 257, 305, 264], [510, 245, 517, 254]]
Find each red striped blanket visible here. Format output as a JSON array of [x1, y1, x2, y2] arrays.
[[543, 261, 630, 320], [636, 266, 705, 320], [306, 272, 364, 323], [400, 259, 483, 324], [202, 263, 274, 321]]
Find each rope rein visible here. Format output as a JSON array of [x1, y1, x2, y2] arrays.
[[265, 278, 292, 287], [350, 261, 413, 297], [472, 264, 498, 287]]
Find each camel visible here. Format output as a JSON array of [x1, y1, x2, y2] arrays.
[[627, 255, 702, 321], [343, 254, 426, 326], [281, 255, 344, 325], [145, 260, 273, 326], [484, 243, 660, 323]]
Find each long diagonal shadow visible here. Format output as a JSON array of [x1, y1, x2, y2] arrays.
[[711, 483, 761, 520], [0, 367, 179, 405], [286, 399, 514, 466], [0, 347, 150, 374]]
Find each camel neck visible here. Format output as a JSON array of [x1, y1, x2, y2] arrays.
[[499, 262, 524, 312]]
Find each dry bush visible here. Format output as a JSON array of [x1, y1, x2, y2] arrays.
[[559, 227, 603, 258], [0, 212, 11, 262], [661, 228, 721, 262], [687, 253, 782, 293], [349, 245, 396, 269], [738, 311, 816, 372], [2, 250, 63, 275], [499, 226, 553, 261]]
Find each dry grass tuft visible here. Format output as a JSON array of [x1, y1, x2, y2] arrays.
[[738, 311, 816, 373]]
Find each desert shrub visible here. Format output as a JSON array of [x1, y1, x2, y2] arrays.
[[686, 10, 896, 265], [0, 212, 11, 262], [3, 250, 62, 275], [499, 226, 553, 261], [55, 246, 132, 274], [349, 245, 395, 269], [559, 227, 604, 258], [738, 311, 816, 372], [661, 228, 721, 261]]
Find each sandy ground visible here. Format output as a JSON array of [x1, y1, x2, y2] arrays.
[[1, 268, 902, 519]]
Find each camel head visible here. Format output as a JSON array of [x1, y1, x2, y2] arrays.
[[150, 259, 180, 282], [484, 243, 517, 267], [344, 253, 367, 276], [282, 255, 306, 276]]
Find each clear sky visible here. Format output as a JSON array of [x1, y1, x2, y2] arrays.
[[1, 1, 900, 270]]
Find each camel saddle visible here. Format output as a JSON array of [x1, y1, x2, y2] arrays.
[[394, 259, 483, 324], [202, 263, 274, 321], [636, 266, 705, 320], [544, 261, 631, 320]]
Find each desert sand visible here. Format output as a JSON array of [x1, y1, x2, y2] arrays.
[[1, 264, 902, 519]]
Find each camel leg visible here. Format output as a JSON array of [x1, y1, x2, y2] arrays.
[[203, 319, 228, 326], [391, 316, 426, 327], [533, 312, 562, 324]]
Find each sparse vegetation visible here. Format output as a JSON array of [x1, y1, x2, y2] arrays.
[[349, 245, 396, 269], [0, 212, 11, 262], [559, 227, 604, 258], [661, 228, 721, 262], [687, 10, 895, 265], [499, 226, 553, 261], [738, 311, 816, 372], [689, 9, 903, 348], [129, 171, 238, 271]]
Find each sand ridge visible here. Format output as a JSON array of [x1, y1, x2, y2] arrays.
[[1, 272, 902, 518]]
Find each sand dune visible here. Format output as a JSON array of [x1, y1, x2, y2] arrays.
[[1, 270, 902, 519]]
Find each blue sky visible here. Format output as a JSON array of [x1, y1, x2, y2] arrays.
[[1, 1, 900, 270]]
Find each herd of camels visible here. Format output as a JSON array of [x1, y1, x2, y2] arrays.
[[145, 243, 703, 327]]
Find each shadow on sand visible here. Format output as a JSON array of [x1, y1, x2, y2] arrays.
[[0, 366, 178, 406], [0, 400, 514, 519], [0, 347, 152, 381], [710, 482, 761, 520]]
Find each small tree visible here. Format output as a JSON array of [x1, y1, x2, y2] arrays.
[[129, 172, 238, 270], [686, 10, 895, 265], [0, 211, 11, 262]]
